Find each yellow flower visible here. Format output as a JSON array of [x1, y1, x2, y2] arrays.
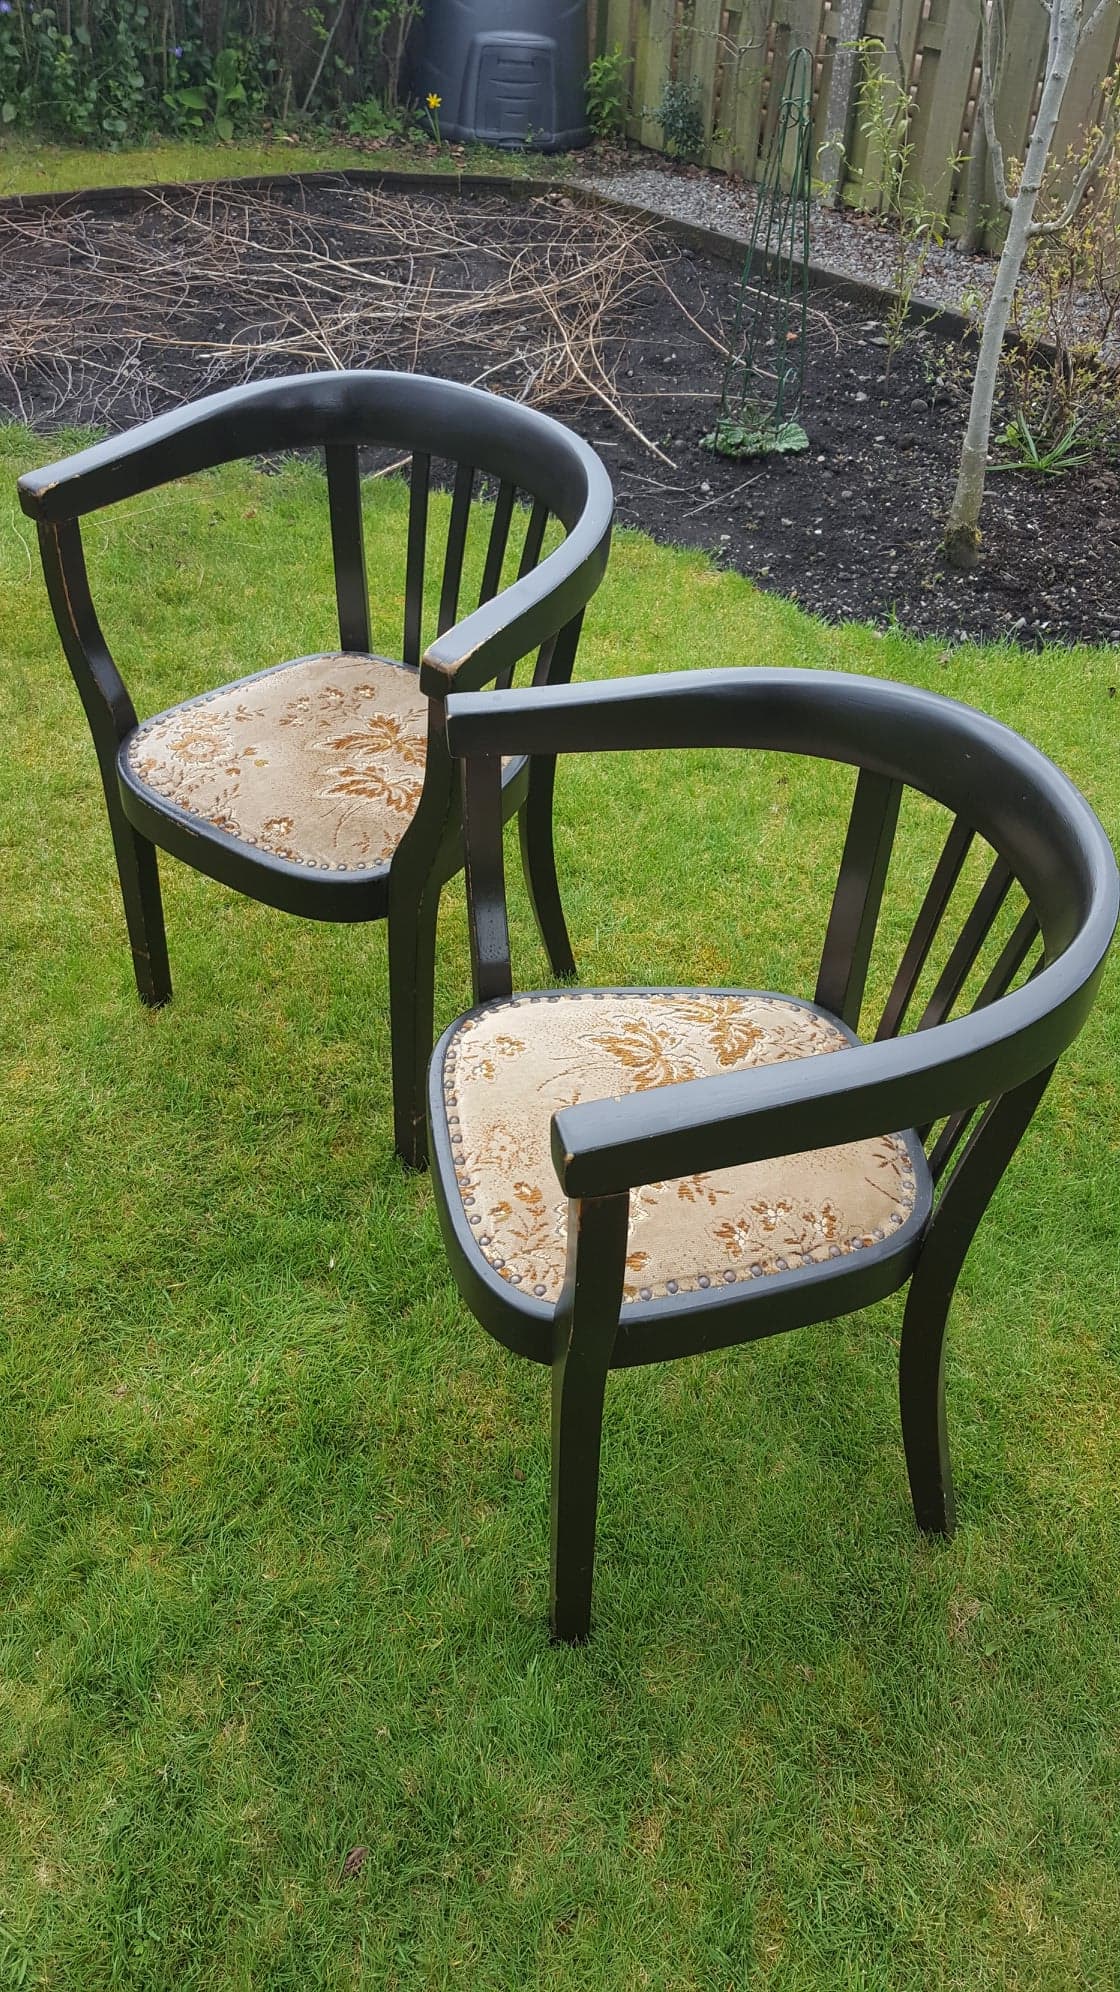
[[427, 93, 441, 110]]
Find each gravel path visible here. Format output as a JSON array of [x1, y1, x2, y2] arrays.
[[575, 159, 1119, 362]]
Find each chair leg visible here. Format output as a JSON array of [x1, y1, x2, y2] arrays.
[[548, 1193, 627, 1642], [105, 790, 171, 1008], [898, 1259, 957, 1537], [519, 757, 576, 981], [550, 1343, 611, 1644], [388, 878, 441, 1170]]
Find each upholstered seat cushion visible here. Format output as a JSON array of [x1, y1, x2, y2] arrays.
[[123, 652, 428, 872], [438, 989, 925, 1308]]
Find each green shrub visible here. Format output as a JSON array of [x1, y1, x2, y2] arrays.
[[653, 76, 706, 164], [0, 0, 416, 145], [586, 45, 628, 140]]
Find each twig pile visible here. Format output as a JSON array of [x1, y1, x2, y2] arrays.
[[0, 183, 690, 458]]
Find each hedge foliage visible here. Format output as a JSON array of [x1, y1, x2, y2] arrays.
[[0, 0, 405, 142]]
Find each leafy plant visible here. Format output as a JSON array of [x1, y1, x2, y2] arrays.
[[365, 0, 422, 110], [943, 5, 1120, 568], [997, 130, 1120, 464], [345, 94, 408, 140], [701, 415, 809, 459], [844, 39, 961, 379], [653, 77, 705, 164], [587, 45, 628, 140], [169, 44, 247, 140], [990, 413, 1093, 473]]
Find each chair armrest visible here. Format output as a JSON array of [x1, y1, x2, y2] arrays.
[[17, 382, 303, 522], [549, 982, 1091, 1198], [419, 514, 612, 698]]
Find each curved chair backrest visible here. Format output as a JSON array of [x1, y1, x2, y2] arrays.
[[446, 667, 1118, 1199], [17, 370, 614, 698]]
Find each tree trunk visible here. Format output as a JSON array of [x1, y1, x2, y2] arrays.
[[943, 3, 1081, 569]]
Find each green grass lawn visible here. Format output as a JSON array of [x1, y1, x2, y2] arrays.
[[1, 425, 1118, 1990], [0, 132, 547, 201]]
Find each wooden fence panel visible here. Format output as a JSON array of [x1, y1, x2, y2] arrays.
[[684, 0, 726, 158], [842, 0, 926, 212], [906, 0, 979, 220], [817, 0, 872, 199], [991, 0, 1048, 171], [719, 2, 774, 176], [1051, 8, 1120, 174], [600, 0, 1120, 227]]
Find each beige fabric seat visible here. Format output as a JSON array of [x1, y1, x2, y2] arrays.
[[124, 652, 428, 872], [440, 988, 922, 1307]]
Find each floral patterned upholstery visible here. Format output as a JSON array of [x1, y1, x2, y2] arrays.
[[438, 990, 924, 1307], [124, 653, 428, 871]]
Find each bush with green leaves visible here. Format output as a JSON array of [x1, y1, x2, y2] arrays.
[[587, 44, 628, 140], [0, 0, 419, 144], [653, 76, 705, 164]]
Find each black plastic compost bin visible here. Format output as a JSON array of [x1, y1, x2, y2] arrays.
[[412, 0, 589, 151]]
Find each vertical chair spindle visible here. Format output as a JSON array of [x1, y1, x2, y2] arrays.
[[917, 858, 1014, 1033], [438, 463, 476, 638], [816, 769, 902, 1030], [325, 444, 371, 655], [876, 817, 974, 1040], [403, 451, 430, 670]]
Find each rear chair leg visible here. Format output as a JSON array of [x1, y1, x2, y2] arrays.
[[388, 877, 441, 1170], [519, 756, 576, 981], [898, 1263, 957, 1537]]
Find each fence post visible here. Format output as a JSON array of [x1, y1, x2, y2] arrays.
[[818, 0, 870, 204]]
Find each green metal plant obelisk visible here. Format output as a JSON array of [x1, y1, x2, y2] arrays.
[[703, 46, 813, 460]]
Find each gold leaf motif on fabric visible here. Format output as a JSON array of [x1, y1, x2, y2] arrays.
[[124, 653, 429, 871], [442, 989, 924, 1307]]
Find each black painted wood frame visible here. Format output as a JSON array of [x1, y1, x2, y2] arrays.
[[429, 668, 1118, 1640], [17, 371, 614, 1166]]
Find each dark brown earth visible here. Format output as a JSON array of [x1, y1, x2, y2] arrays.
[[2, 179, 1117, 647]]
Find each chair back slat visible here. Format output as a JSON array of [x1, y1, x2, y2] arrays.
[[479, 481, 517, 608], [971, 909, 1041, 1014], [518, 499, 549, 580], [815, 770, 902, 1029], [876, 817, 974, 1041], [325, 444, 371, 655], [438, 463, 476, 638], [921, 910, 1041, 1164], [917, 857, 1013, 1032], [928, 1104, 981, 1181], [403, 451, 430, 668]]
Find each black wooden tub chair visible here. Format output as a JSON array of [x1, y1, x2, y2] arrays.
[[426, 668, 1118, 1640], [17, 371, 613, 1167]]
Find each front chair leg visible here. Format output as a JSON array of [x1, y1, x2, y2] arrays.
[[387, 876, 441, 1170], [104, 783, 171, 1008], [549, 1193, 627, 1642], [519, 756, 576, 981], [898, 1253, 957, 1537]]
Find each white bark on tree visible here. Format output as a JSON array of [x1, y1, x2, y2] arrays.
[[943, 0, 1118, 568]]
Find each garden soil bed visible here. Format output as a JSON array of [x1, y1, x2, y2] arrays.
[[2, 177, 1117, 647]]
